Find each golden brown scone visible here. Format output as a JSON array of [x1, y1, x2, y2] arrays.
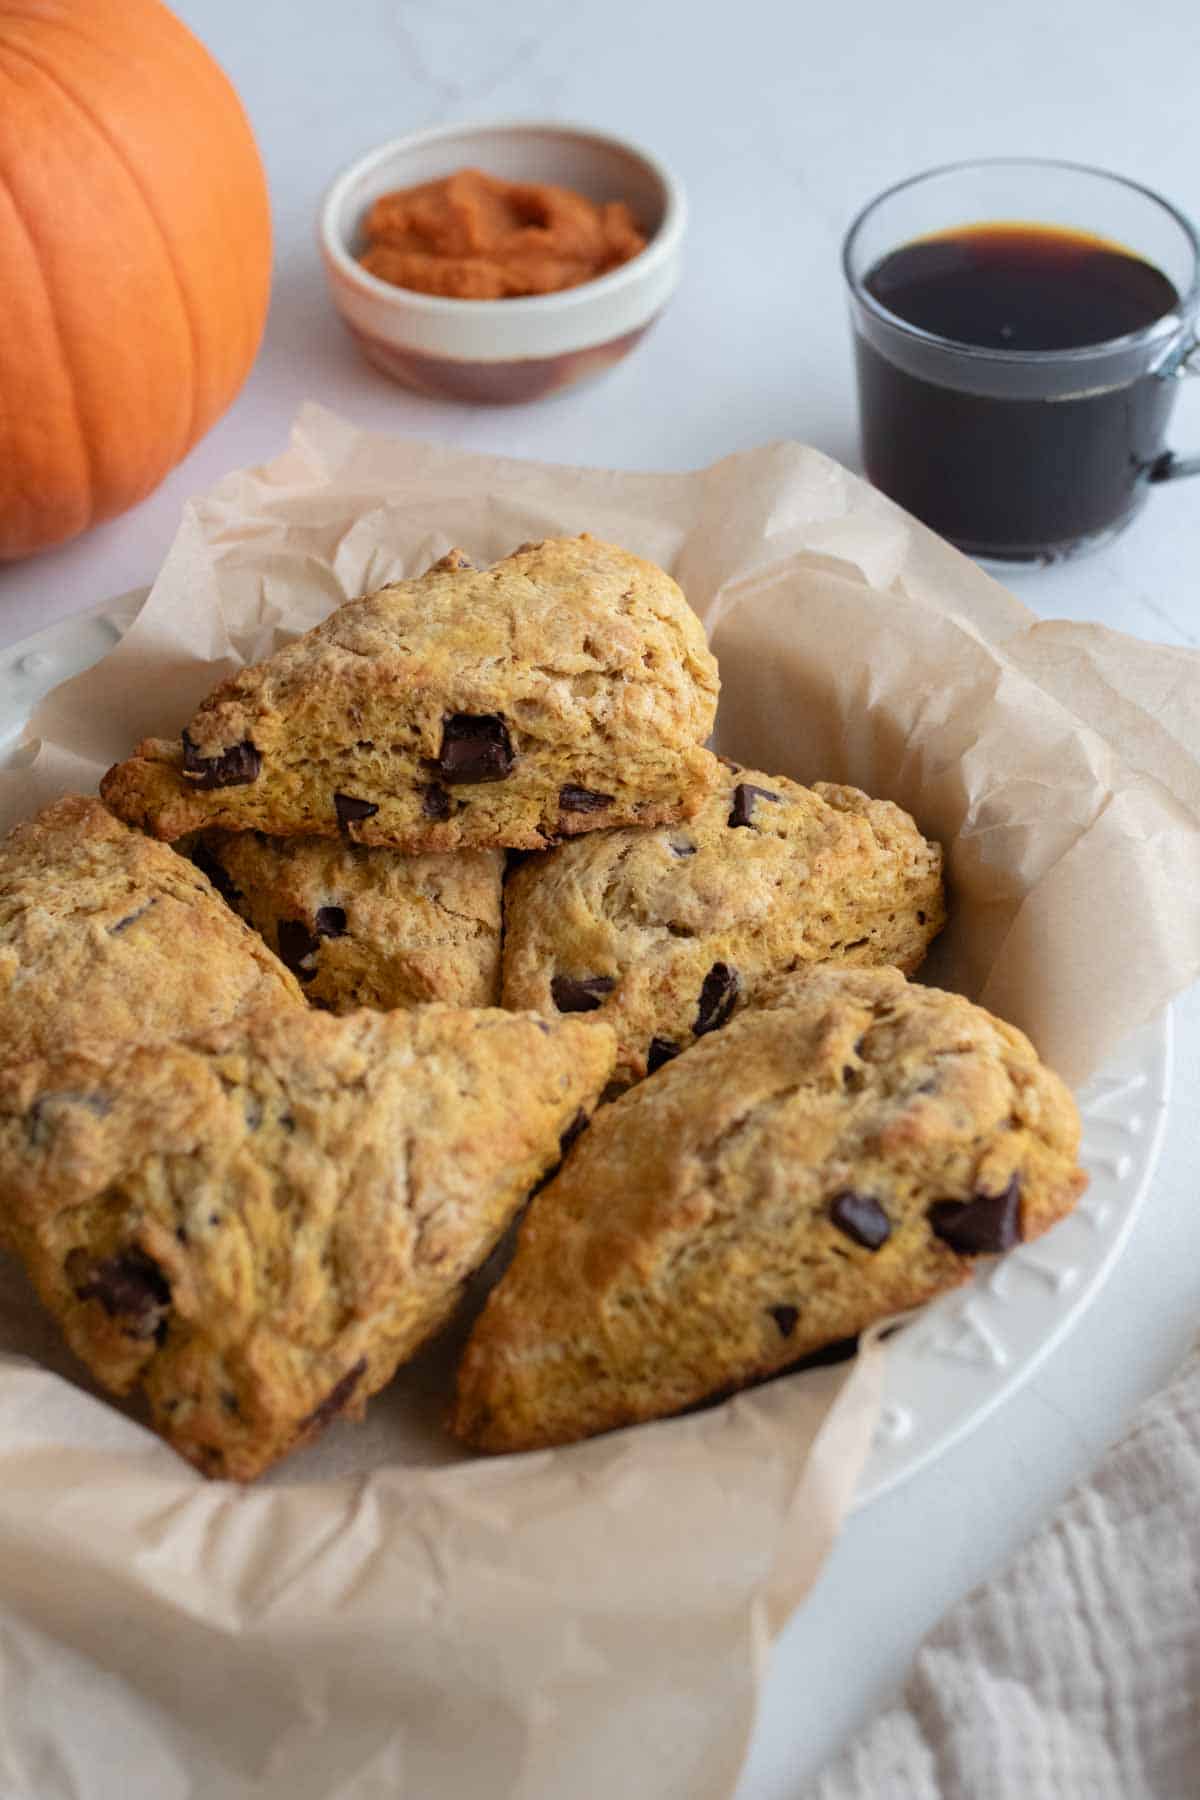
[[100, 537, 721, 852], [0, 1005, 616, 1480], [501, 765, 945, 1088], [0, 795, 304, 1073], [451, 966, 1087, 1453], [191, 831, 504, 1011]]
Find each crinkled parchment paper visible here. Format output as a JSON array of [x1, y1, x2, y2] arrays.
[[1, 403, 1198, 1800]]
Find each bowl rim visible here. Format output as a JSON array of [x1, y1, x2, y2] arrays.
[[317, 117, 688, 319]]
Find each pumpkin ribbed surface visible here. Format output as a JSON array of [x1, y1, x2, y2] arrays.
[[0, 0, 271, 559]]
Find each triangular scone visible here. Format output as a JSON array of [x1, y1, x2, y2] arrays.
[[502, 764, 945, 1087], [450, 967, 1087, 1453], [100, 537, 721, 852], [0, 796, 304, 1073], [191, 831, 505, 1011], [0, 1005, 616, 1479]]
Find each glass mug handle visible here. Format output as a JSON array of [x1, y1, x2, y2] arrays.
[[1150, 332, 1200, 482]]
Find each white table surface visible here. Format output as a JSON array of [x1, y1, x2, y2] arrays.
[[2, 1, 1199, 1791]]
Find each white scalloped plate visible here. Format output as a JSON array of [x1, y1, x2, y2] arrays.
[[859, 1015, 1171, 1504], [0, 602, 1172, 1508]]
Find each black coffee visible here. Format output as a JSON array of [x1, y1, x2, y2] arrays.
[[857, 223, 1180, 558]]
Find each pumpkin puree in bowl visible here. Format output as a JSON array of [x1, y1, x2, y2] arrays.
[[357, 167, 647, 300]]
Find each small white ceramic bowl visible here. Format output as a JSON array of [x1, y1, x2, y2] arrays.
[[318, 119, 686, 404]]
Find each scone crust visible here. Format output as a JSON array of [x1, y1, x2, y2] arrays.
[[451, 966, 1087, 1453], [0, 1005, 616, 1479], [193, 831, 504, 1011], [502, 766, 945, 1087], [101, 537, 721, 851], [0, 796, 304, 1073]]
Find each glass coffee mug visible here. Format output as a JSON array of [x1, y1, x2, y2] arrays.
[[842, 158, 1200, 563]]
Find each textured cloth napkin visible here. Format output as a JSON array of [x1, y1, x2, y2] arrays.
[[808, 1342, 1200, 1798]]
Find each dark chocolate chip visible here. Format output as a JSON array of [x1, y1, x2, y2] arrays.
[[559, 1109, 589, 1156], [694, 962, 739, 1036], [728, 782, 782, 829], [300, 1356, 368, 1433], [109, 898, 159, 935], [191, 842, 243, 910], [830, 1191, 892, 1250], [421, 782, 452, 821], [66, 1248, 171, 1342], [559, 783, 614, 813], [334, 792, 379, 831], [647, 1037, 681, 1074], [928, 1176, 1022, 1256], [181, 731, 261, 790], [435, 713, 514, 784], [276, 918, 320, 981], [314, 905, 347, 938], [769, 1304, 800, 1338], [550, 974, 615, 1013]]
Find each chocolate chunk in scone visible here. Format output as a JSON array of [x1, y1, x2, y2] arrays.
[[550, 973, 615, 1014], [0, 1004, 617, 1480], [727, 782, 781, 829], [927, 1178, 1023, 1254], [450, 966, 1087, 1453], [100, 536, 721, 853], [333, 793, 379, 832], [182, 734, 261, 790], [829, 1190, 893, 1250], [0, 796, 304, 1082], [693, 961, 739, 1035], [190, 831, 504, 1012], [502, 766, 946, 1089], [435, 714, 515, 784]]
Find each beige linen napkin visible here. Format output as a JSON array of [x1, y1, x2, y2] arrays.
[[807, 1340, 1200, 1798]]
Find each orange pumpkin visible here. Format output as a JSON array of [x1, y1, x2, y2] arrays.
[[0, 0, 271, 560]]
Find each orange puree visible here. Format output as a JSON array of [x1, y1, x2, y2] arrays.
[[358, 167, 648, 300]]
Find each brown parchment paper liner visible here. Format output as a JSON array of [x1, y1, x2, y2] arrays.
[[0, 403, 1197, 1799]]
